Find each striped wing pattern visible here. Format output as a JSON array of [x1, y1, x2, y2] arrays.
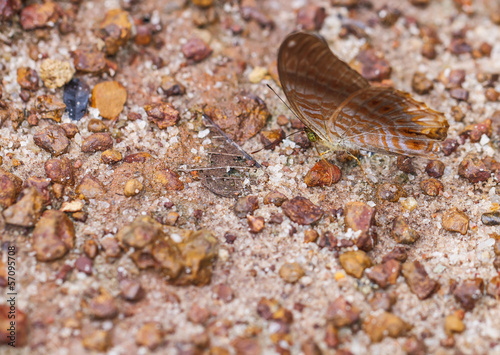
[[277, 31, 370, 141], [277, 32, 449, 157]]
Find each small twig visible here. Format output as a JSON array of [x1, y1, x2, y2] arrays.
[[202, 114, 261, 168], [178, 166, 257, 172], [206, 177, 256, 180], [207, 152, 245, 157]]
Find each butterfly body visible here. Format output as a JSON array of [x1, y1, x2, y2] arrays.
[[277, 32, 449, 158]]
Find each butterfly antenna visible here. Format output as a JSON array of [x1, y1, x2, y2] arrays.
[[250, 130, 303, 154], [266, 84, 302, 122]]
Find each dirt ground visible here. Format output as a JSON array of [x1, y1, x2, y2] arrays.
[[1, 0, 500, 354]]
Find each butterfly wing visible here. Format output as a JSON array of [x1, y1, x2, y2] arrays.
[[332, 86, 449, 157], [277, 32, 370, 141]]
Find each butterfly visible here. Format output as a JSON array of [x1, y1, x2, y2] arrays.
[[277, 32, 449, 158]]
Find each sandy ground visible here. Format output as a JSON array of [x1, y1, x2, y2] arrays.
[[1, 0, 500, 354]]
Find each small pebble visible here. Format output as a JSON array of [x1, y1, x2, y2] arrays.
[[124, 179, 143, 197], [40, 59, 75, 89], [442, 208, 469, 235], [304, 160, 342, 187], [279, 262, 305, 283], [338, 250, 372, 279]]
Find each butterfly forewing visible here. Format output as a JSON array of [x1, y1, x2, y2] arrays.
[[277, 32, 449, 157], [277, 32, 370, 141]]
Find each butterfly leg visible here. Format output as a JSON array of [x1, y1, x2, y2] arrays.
[[347, 152, 375, 189]]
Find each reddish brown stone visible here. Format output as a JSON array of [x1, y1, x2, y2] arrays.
[[449, 38, 472, 55], [101, 236, 121, 258], [20, 2, 60, 30], [231, 336, 261, 355], [88, 119, 108, 133], [160, 76, 186, 97], [369, 291, 396, 311], [376, 182, 405, 202], [98, 9, 132, 55], [412, 72, 433, 95], [486, 276, 500, 299], [450, 88, 469, 101], [45, 157, 74, 185], [463, 119, 493, 143], [0, 168, 23, 209], [0, 0, 22, 22], [24, 176, 50, 205], [366, 259, 402, 288], [486, 88, 500, 102], [260, 129, 285, 150], [33, 125, 70, 156], [61, 123, 79, 138], [396, 156, 417, 175], [82, 330, 112, 352], [134, 24, 153, 46], [354, 49, 392, 82], [420, 178, 444, 197], [450, 105, 465, 122], [324, 323, 339, 348], [304, 160, 342, 187], [402, 261, 439, 300], [120, 279, 144, 302], [281, 196, 323, 225], [75, 174, 106, 200], [403, 336, 427, 355], [240, 1, 274, 28], [81, 132, 113, 153], [439, 69, 466, 88], [326, 296, 360, 327], [36, 95, 66, 122], [458, 155, 490, 183], [3, 187, 44, 227], [391, 216, 419, 244], [263, 191, 287, 207], [442, 138, 459, 156], [425, 160, 445, 178], [188, 304, 211, 324], [296, 5, 326, 31], [451, 278, 484, 311], [421, 42, 437, 59], [75, 256, 93, 275], [382, 246, 408, 263], [87, 288, 118, 319], [182, 37, 212, 63], [17, 67, 39, 91], [213, 283, 233, 303], [153, 169, 184, 191], [301, 339, 322, 355], [32, 210, 75, 261], [123, 152, 152, 163], [344, 201, 376, 251], [0, 304, 27, 346], [72, 48, 107, 74], [83, 239, 98, 259], [144, 103, 180, 129], [247, 215, 265, 233]]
